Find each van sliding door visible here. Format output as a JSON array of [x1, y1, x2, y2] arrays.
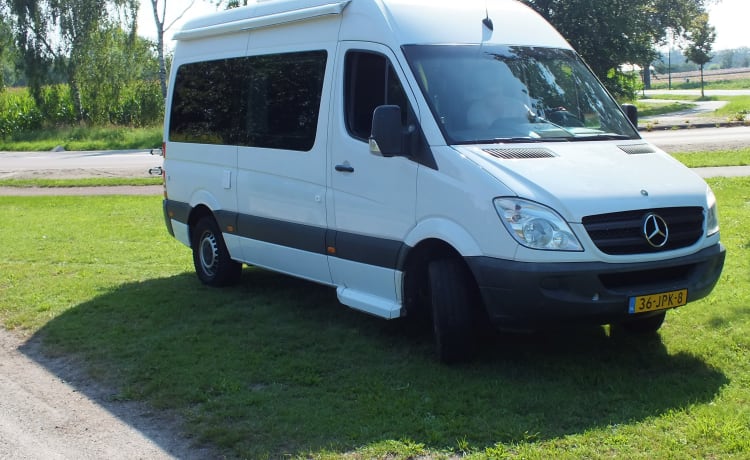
[[234, 50, 334, 285]]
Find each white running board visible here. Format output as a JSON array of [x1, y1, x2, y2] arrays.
[[336, 287, 403, 319]]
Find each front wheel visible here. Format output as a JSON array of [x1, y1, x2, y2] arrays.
[[191, 216, 242, 287], [429, 258, 478, 364]]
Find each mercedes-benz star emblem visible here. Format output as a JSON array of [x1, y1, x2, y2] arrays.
[[643, 213, 669, 248]]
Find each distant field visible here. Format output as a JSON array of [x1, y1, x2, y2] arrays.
[[655, 67, 750, 83]]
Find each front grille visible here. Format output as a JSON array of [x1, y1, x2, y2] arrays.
[[582, 207, 704, 255]]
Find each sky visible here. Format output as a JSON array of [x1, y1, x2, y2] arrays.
[[706, 0, 748, 50], [136, 0, 749, 51]]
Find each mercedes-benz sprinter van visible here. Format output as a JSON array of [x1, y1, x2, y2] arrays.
[[161, 0, 725, 362]]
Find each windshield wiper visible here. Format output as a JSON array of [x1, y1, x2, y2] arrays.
[[457, 136, 578, 145], [573, 133, 633, 141]]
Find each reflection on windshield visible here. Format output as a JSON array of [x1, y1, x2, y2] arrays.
[[403, 45, 639, 144]]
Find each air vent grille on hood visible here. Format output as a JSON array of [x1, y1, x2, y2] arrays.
[[483, 148, 556, 159], [618, 144, 656, 155]]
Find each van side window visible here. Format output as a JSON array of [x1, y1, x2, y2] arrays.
[[345, 51, 409, 141], [245, 52, 327, 150], [169, 50, 327, 151]]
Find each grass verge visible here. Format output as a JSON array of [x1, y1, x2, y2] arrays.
[[0, 177, 162, 188], [671, 147, 750, 168], [639, 94, 750, 122], [649, 77, 750, 91], [0, 125, 162, 152], [634, 100, 695, 118], [1, 178, 748, 459]]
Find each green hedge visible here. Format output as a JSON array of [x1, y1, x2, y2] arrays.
[[0, 81, 164, 139]]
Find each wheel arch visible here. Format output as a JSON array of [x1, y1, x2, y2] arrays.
[[400, 237, 481, 322], [187, 204, 215, 248]]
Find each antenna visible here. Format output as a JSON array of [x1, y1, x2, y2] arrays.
[[483, 8, 493, 31]]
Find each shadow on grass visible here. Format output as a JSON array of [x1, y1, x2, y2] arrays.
[[23, 268, 728, 458]]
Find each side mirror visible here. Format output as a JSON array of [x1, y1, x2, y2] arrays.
[[621, 103, 638, 128], [369, 105, 403, 157]]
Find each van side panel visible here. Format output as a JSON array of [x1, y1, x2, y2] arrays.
[[165, 32, 252, 257], [234, 21, 340, 285]]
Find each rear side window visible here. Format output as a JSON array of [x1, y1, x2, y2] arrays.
[[169, 50, 327, 151]]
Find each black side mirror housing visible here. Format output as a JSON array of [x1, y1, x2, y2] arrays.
[[370, 105, 403, 157], [621, 103, 638, 128]]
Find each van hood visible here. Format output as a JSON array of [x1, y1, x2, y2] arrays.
[[457, 141, 709, 222]]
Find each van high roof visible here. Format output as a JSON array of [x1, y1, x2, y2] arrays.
[[174, 0, 570, 49]]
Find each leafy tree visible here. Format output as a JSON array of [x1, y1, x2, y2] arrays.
[[76, 25, 160, 124], [7, 0, 138, 120], [683, 13, 716, 97], [522, 0, 709, 98], [0, 6, 21, 90]]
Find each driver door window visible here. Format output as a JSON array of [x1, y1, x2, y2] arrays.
[[344, 51, 409, 141]]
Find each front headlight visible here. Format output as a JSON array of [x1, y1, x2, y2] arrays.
[[494, 198, 583, 251], [706, 186, 720, 236]]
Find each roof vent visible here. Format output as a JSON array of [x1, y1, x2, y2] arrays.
[[482, 147, 556, 159]]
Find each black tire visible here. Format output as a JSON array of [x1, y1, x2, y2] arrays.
[[428, 258, 477, 364], [191, 216, 242, 287], [617, 311, 666, 335]]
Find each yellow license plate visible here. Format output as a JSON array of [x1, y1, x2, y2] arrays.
[[629, 289, 688, 314]]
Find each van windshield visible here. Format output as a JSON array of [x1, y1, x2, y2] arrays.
[[402, 45, 639, 145]]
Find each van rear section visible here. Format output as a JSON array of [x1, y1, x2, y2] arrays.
[[161, 0, 725, 363]]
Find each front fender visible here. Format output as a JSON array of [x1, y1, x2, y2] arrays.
[[404, 217, 483, 257]]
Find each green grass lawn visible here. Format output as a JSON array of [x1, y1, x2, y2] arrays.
[[1, 177, 748, 459], [671, 148, 750, 168]]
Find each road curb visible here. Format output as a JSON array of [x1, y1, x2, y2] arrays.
[[639, 120, 750, 131]]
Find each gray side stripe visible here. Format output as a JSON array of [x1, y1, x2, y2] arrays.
[[165, 200, 406, 270]]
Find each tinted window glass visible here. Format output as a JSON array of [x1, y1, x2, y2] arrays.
[[169, 51, 327, 151], [345, 51, 409, 140]]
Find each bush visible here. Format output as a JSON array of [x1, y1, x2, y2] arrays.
[[38, 85, 77, 126], [0, 88, 43, 138], [110, 80, 165, 127]]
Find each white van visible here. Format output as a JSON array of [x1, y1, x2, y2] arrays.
[[161, 0, 725, 362]]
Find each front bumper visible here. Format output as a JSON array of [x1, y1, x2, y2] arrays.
[[466, 243, 725, 328]]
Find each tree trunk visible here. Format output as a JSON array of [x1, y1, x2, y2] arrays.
[[700, 64, 705, 98], [151, 0, 168, 100], [642, 64, 651, 90]]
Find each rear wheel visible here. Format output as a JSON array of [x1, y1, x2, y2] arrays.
[[429, 258, 478, 364], [191, 216, 242, 287]]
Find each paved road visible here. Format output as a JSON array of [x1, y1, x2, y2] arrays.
[[2, 128, 749, 176], [0, 149, 162, 179], [641, 126, 750, 153], [0, 126, 747, 185]]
